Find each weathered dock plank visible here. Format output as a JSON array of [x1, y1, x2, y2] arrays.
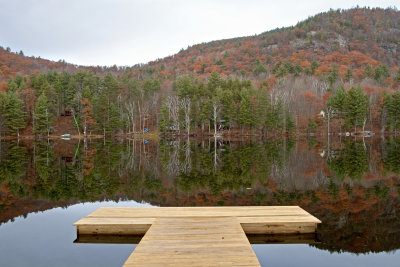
[[73, 206, 321, 266], [86, 206, 312, 218], [74, 206, 320, 235], [123, 217, 260, 267]]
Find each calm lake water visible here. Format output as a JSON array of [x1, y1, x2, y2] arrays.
[[0, 137, 399, 266]]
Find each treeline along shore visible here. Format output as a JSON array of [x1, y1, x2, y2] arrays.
[[0, 69, 399, 139]]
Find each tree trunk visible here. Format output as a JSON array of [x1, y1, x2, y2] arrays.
[[46, 108, 50, 137], [32, 110, 35, 135], [362, 118, 366, 133], [72, 109, 81, 136], [214, 136, 217, 171], [327, 114, 330, 137], [138, 102, 141, 134]]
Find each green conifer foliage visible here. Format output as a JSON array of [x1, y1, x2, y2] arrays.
[[5, 92, 26, 136], [34, 93, 52, 136]]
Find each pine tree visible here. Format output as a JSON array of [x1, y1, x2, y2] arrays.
[[198, 99, 212, 134], [34, 93, 52, 136], [327, 65, 339, 86], [363, 65, 373, 78], [107, 103, 122, 134], [5, 92, 26, 136], [103, 73, 120, 100], [344, 86, 369, 132], [327, 86, 347, 133], [253, 89, 269, 134], [345, 68, 353, 82], [374, 64, 389, 82], [94, 92, 109, 136], [219, 88, 235, 131], [285, 109, 295, 132], [273, 98, 285, 131], [208, 72, 222, 92], [253, 60, 267, 76], [395, 68, 400, 83], [238, 90, 253, 134], [386, 92, 400, 134], [293, 63, 302, 77], [0, 92, 7, 137], [7, 80, 18, 92]]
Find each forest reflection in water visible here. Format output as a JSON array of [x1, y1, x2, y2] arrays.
[[0, 136, 400, 255]]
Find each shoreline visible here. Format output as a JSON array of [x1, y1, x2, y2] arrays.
[[0, 130, 398, 141]]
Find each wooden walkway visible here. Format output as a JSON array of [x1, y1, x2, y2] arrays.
[[74, 206, 320, 266]]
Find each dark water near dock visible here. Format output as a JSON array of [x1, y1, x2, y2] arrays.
[[0, 137, 400, 266]]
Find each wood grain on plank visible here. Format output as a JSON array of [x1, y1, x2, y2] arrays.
[[124, 217, 260, 267], [85, 206, 312, 218], [73, 206, 321, 266]]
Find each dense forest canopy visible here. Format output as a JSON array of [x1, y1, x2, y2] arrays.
[[0, 7, 399, 137]]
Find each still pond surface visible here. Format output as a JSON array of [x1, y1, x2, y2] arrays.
[[0, 137, 399, 266]]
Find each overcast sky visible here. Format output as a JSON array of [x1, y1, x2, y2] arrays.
[[0, 0, 398, 66]]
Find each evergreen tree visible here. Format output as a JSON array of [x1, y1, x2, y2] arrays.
[[344, 86, 369, 132], [198, 99, 212, 133], [327, 65, 339, 86], [5, 92, 26, 136], [327, 86, 347, 132], [176, 76, 196, 98], [395, 68, 400, 83], [363, 65, 373, 78], [293, 63, 302, 77], [374, 64, 389, 82], [94, 92, 109, 135], [253, 60, 267, 76], [273, 98, 285, 131], [143, 78, 161, 95], [238, 90, 252, 133], [7, 80, 18, 92], [311, 61, 319, 75], [208, 72, 222, 92], [219, 89, 235, 130], [34, 93, 52, 136], [107, 103, 122, 133], [103, 73, 120, 100], [285, 109, 296, 132], [345, 68, 353, 82], [0, 92, 7, 136], [385, 92, 400, 133]]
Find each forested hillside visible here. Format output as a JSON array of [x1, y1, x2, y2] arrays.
[[0, 7, 400, 137]]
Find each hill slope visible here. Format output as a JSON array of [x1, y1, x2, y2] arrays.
[[1, 7, 399, 82], [0, 7, 399, 136], [133, 7, 400, 81]]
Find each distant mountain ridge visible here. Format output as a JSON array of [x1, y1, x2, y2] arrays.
[[138, 7, 400, 81], [1, 7, 399, 82]]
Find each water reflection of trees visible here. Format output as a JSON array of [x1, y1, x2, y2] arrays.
[[0, 142, 27, 196], [161, 139, 292, 195], [0, 138, 400, 254], [383, 138, 400, 175], [327, 140, 369, 180]]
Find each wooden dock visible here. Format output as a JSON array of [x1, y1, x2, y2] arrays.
[[74, 206, 320, 266]]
